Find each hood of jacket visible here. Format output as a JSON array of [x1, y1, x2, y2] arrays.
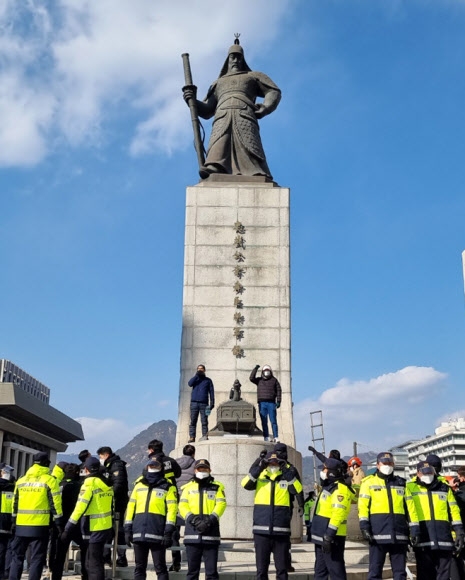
[[177, 455, 195, 470]]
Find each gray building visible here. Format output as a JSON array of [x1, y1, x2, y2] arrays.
[[0, 360, 84, 476], [404, 418, 465, 476]]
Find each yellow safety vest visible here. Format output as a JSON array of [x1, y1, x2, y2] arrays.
[[69, 475, 113, 535], [179, 478, 226, 544], [311, 481, 354, 543], [358, 472, 418, 543], [125, 478, 178, 542], [241, 467, 301, 535], [406, 478, 463, 550], [14, 464, 63, 533]]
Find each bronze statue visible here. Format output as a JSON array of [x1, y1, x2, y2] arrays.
[[229, 379, 242, 402], [182, 36, 281, 180]]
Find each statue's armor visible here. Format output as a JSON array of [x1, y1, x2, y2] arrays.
[[202, 71, 280, 178]]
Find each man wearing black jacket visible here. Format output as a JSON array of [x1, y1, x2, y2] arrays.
[[97, 446, 129, 567], [52, 464, 88, 580], [249, 364, 282, 443]]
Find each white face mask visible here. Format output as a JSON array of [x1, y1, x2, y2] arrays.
[[263, 371, 271, 377], [79, 469, 86, 477], [148, 468, 161, 474], [420, 474, 434, 485], [99, 458, 105, 466], [379, 465, 394, 476], [268, 466, 279, 474], [195, 471, 210, 480], [1, 472, 10, 481], [320, 471, 328, 481]]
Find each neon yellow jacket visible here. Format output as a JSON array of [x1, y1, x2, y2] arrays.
[[68, 475, 113, 539], [179, 478, 226, 544], [125, 477, 178, 543], [311, 481, 354, 543], [13, 464, 62, 537], [358, 472, 419, 544], [406, 477, 463, 550]]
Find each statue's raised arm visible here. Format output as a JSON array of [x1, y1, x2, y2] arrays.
[[182, 36, 281, 181]]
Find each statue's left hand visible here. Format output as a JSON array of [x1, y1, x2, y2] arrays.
[[254, 103, 267, 119]]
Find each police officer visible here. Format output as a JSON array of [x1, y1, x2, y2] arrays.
[[0, 463, 14, 580], [358, 451, 419, 580], [124, 458, 178, 580], [311, 458, 354, 580], [97, 446, 129, 567], [242, 451, 303, 580], [304, 491, 315, 542], [179, 459, 226, 580], [51, 463, 88, 580], [147, 440, 182, 485], [62, 456, 113, 580], [273, 443, 304, 572], [406, 460, 465, 580], [9, 452, 63, 580]]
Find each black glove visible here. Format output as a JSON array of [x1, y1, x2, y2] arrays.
[[195, 517, 212, 534], [308, 446, 316, 454], [455, 533, 465, 555], [190, 515, 202, 529], [297, 506, 304, 517], [162, 532, 173, 548], [410, 534, 420, 548], [276, 401, 281, 409], [60, 529, 70, 543], [55, 517, 64, 535], [361, 529, 374, 545], [254, 364, 260, 370], [322, 534, 333, 554], [259, 449, 267, 459], [125, 530, 133, 547]]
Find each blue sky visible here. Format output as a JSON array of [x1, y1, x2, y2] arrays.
[[1, 0, 465, 457]]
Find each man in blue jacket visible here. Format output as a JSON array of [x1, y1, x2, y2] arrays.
[[188, 365, 215, 443]]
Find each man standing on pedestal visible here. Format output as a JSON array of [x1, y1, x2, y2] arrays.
[[188, 365, 214, 443], [249, 364, 282, 442]]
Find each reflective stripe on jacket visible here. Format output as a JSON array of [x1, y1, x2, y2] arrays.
[[13, 464, 62, 537], [405, 477, 463, 550], [124, 477, 178, 543], [179, 478, 226, 544], [358, 472, 419, 544], [311, 480, 354, 544], [68, 475, 113, 537]]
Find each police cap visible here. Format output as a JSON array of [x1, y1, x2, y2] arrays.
[[377, 452, 394, 463], [417, 461, 435, 475], [84, 457, 100, 474], [194, 459, 211, 469], [33, 452, 51, 466]]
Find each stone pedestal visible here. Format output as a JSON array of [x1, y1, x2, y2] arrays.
[[174, 178, 298, 541], [171, 437, 302, 541], [176, 179, 293, 448]]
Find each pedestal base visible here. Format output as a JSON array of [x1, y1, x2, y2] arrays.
[[171, 436, 302, 541]]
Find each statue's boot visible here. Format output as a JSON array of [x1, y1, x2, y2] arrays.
[[199, 163, 226, 179]]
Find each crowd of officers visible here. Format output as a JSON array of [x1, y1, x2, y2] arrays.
[[2, 442, 465, 580], [306, 447, 465, 580], [0, 440, 303, 580]]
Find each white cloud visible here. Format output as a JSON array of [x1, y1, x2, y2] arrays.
[[65, 416, 151, 455], [0, 0, 291, 166], [294, 366, 447, 456]]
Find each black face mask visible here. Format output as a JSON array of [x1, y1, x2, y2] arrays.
[[197, 370, 205, 376]]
